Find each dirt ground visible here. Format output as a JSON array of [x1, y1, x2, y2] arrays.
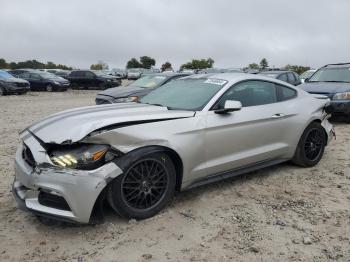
[[0, 89, 349, 262]]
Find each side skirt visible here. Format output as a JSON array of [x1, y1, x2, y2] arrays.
[[185, 158, 288, 190]]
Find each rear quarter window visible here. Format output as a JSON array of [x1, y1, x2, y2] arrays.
[[277, 84, 297, 101]]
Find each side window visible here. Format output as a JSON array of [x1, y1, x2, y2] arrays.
[[214, 80, 277, 109], [85, 71, 95, 78], [287, 73, 296, 82], [277, 84, 297, 101], [30, 73, 41, 80], [20, 72, 30, 78], [278, 73, 288, 82]]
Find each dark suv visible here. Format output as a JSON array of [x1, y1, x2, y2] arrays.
[[258, 70, 301, 86], [67, 70, 121, 90], [299, 63, 350, 122]]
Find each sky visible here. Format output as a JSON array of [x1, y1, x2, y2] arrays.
[[1, 0, 350, 70]]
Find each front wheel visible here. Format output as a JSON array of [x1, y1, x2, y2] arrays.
[[107, 153, 176, 219], [292, 122, 326, 167], [0, 86, 5, 96], [46, 84, 53, 92]]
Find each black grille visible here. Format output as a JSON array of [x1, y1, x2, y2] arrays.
[[22, 144, 35, 167], [38, 191, 71, 211]]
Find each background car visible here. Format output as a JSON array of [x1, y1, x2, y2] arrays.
[[299, 63, 350, 122], [258, 70, 301, 86], [127, 68, 144, 80], [66, 70, 121, 89], [95, 72, 190, 104], [0, 70, 30, 95], [17, 70, 70, 92], [111, 69, 127, 78], [300, 69, 316, 83], [8, 69, 34, 76], [13, 73, 333, 224]]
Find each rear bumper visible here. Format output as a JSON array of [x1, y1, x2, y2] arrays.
[[12, 138, 123, 224]]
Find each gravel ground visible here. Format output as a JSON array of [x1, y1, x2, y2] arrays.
[[0, 89, 349, 262]]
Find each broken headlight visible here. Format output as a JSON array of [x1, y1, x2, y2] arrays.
[[49, 144, 119, 170]]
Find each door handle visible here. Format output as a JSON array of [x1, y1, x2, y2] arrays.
[[271, 113, 285, 119]]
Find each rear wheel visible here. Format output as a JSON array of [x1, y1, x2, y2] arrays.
[[292, 122, 326, 167], [107, 152, 176, 219], [99, 82, 108, 90]]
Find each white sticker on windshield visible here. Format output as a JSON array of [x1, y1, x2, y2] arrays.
[[204, 79, 227, 86]]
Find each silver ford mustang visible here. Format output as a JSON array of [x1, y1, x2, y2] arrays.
[[12, 73, 334, 224]]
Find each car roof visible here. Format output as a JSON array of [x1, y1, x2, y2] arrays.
[[258, 70, 291, 74], [324, 63, 350, 68], [183, 72, 297, 87], [143, 72, 191, 77]]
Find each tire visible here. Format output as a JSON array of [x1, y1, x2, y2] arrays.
[[107, 152, 176, 219], [292, 122, 326, 167], [99, 82, 108, 90], [0, 86, 5, 96], [46, 84, 53, 92]]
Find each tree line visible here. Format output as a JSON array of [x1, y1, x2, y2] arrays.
[[1, 57, 311, 75], [0, 58, 72, 70], [247, 58, 311, 75]]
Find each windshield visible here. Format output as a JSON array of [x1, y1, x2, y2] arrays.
[[93, 71, 109, 76], [132, 75, 167, 88], [140, 78, 228, 111], [308, 67, 350, 83], [300, 70, 315, 79], [0, 70, 15, 79]]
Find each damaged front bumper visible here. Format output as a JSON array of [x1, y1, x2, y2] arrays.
[[12, 134, 123, 224], [321, 117, 336, 143]]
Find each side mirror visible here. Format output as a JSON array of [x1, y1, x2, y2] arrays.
[[304, 78, 309, 83], [215, 100, 242, 114]]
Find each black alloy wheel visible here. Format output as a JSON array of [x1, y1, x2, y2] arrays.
[[304, 128, 324, 161], [121, 159, 168, 209], [292, 122, 326, 167], [107, 152, 176, 219]]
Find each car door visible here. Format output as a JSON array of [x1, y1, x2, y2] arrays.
[[29, 73, 44, 90], [204, 80, 298, 177], [84, 71, 97, 87]]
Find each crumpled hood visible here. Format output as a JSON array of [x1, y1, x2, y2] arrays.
[[24, 103, 194, 144], [299, 82, 350, 94], [97, 85, 148, 98]]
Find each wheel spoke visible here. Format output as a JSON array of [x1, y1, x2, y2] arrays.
[[121, 158, 169, 209]]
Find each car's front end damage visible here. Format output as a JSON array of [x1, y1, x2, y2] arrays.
[[12, 103, 195, 224], [12, 131, 124, 224]]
